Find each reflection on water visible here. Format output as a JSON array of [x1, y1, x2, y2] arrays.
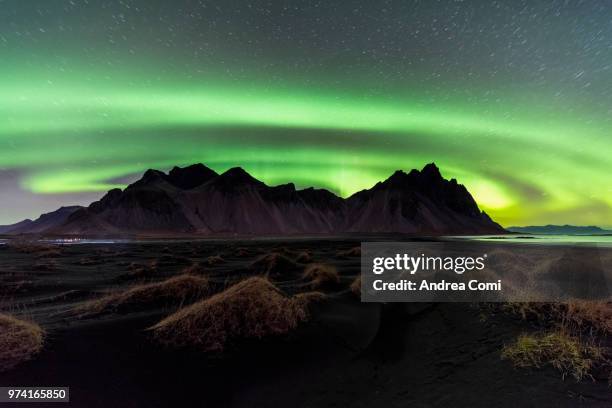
[[40, 238, 128, 245], [0, 238, 131, 245], [452, 234, 612, 247], [1, 234, 611, 247]]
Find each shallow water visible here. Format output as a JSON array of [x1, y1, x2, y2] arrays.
[[2, 234, 611, 247], [453, 234, 612, 247]]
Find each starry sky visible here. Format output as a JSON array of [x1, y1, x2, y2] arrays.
[[0, 0, 611, 227]]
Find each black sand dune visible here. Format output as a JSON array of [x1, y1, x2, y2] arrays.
[[0, 239, 610, 407]]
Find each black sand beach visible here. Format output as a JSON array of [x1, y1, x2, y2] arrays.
[[0, 239, 610, 407]]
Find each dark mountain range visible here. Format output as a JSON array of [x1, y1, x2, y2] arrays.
[[345, 164, 501, 234], [507, 225, 611, 235], [0, 219, 33, 234], [4, 163, 504, 236], [0, 206, 83, 235]]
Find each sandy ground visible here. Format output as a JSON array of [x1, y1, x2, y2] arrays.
[[0, 238, 610, 407]]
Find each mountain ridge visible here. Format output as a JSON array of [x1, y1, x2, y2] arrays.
[[507, 225, 611, 235], [3, 163, 505, 236], [0, 206, 83, 235]]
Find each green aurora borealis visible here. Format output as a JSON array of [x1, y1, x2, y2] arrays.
[[1, 1, 611, 227]]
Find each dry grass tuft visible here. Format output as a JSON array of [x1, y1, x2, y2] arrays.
[[77, 274, 209, 316], [350, 274, 362, 297], [303, 263, 340, 289], [500, 301, 612, 382], [205, 255, 225, 266], [234, 247, 252, 257], [294, 250, 313, 263], [182, 263, 206, 275], [503, 301, 612, 335], [337, 246, 361, 257], [157, 254, 191, 266], [0, 314, 44, 372], [150, 276, 317, 352], [275, 247, 313, 263], [293, 291, 327, 306], [117, 260, 158, 281], [562, 301, 612, 335], [502, 331, 604, 381], [249, 252, 300, 276]]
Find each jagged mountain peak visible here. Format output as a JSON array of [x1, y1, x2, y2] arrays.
[[383, 162, 443, 187], [142, 169, 166, 180], [127, 164, 218, 191], [421, 162, 442, 177], [127, 169, 168, 190], [167, 163, 218, 189], [212, 167, 266, 190], [220, 167, 258, 180]]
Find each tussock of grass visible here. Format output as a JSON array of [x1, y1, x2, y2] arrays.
[[337, 246, 361, 257], [234, 247, 252, 257], [157, 254, 191, 266], [303, 263, 340, 289], [77, 274, 209, 316], [350, 274, 362, 297], [205, 255, 225, 266], [150, 277, 318, 352], [294, 250, 313, 263], [293, 291, 327, 306], [499, 301, 612, 382], [275, 247, 313, 263], [182, 263, 206, 275], [249, 252, 299, 276], [117, 260, 158, 281], [0, 314, 44, 372], [503, 301, 612, 335], [562, 301, 612, 335], [502, 331, 603, 381]]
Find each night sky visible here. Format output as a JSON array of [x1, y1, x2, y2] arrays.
[[1, 0, 611, 227]]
